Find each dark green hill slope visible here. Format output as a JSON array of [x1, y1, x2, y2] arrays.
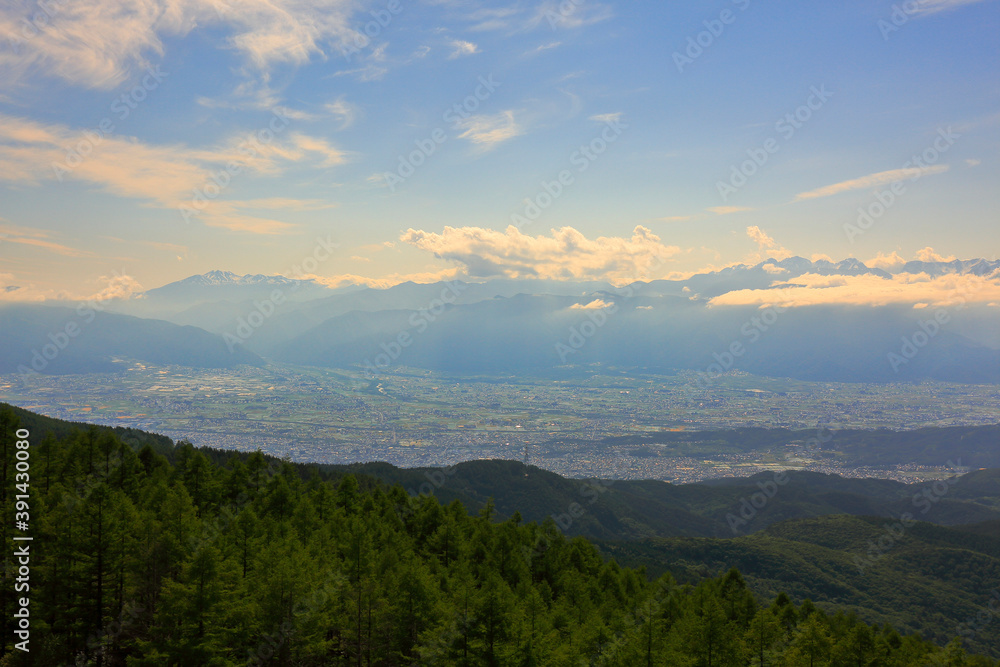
[[7, 406, 995, 664], [599, 514, 1000, 658], [336, 460, 1000, 540]]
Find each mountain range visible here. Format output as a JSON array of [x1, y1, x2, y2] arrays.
[[2, 256, 998, 382]]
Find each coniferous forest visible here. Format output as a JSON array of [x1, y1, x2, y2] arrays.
[[0, 406, 996, 666]]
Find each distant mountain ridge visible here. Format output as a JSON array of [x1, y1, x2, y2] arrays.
[[0, 305, 261, 374], [4, 257, 999, 381], [161, 270, 305, 287]]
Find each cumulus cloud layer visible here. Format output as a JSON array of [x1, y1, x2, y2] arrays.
[[708, 272, 1000, 308], [915, 246, 957, 262], [746, 225, 791, 261], [866, 251, 907, 270], [400, 225, 681, 283], [0, 269, 143, 303], [570, 299, 612, 310]]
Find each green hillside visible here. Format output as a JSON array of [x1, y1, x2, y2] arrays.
[[599, 515, 1000, 658], [2, 406, 997, 665]]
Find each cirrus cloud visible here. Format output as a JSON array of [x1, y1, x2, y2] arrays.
[[793, 165, 949, 201], [0, 0, 360, 91], [455, 111, 523, 149], [0, 114, 344, 234]]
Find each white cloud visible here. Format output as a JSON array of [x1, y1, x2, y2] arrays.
[[527, 1, 614, 30], [466, 6, 522, 31], [448, 2, 611, 32], [447, 39, 479, 59], [231, 197, 335, 212], [0, 221, 91, 257], [0, 278, 49, 302], [746, 226, 792, 261], [400, 224, 681, 283], [708, 206, 753, 215], [866, 251, 907, 270], [0, 269, 143, 303], [761, 263, 787, 275], [965, 158, 982, 167], [333, 64, 389, 81], [0, 114, 344, 234], [570, 299, 612, 310], [708, 272, 1000, 308], [87, 272, 144, 301], [915, 246, 957, 262], [455, 111, 523, 149], [910, 0, 993, 14], [793, 165, 949, 201], [532, 41, 562, 54], [589, 112, 622, 124], [0, 0, 362, 91], [324, 96, 359, 130]]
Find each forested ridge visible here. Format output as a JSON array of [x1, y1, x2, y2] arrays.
[[0, 405, 996, 665]]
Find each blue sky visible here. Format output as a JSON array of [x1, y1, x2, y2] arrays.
[[0, 0, 997, 299]]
